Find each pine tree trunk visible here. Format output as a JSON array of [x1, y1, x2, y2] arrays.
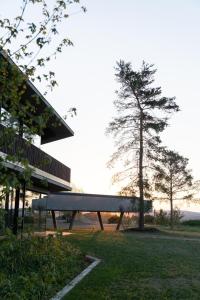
[[170, 197, 173, 230], [138, 112, 144, 230], [170, 175, 173, 230]]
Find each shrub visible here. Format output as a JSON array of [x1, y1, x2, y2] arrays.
[[108, 215, 120, 224], [23, 215, 34, 224], [60, 212, 72, 222], [173, 209, 184, 224], [154, 210, 169, 225], [144, 214, 154, 224], [0, 233, 86, 300], [154, 209, 183, 226], [0, 209, 5, 234]]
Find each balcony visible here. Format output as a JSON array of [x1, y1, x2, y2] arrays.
[[0, 124, 71, 185]]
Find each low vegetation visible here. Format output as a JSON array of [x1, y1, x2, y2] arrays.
[[181, 219, 200, 226], [64, 230, 200, 300], [0, 209, 5, 234], [0, 232, 87, 300], [108, 215, 120, 224], [145, 209, 183, 226]]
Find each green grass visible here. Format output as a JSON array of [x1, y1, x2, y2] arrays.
[[63, 230, 200, 300], [156, 225, 200, 238], [181, 220, 200, 226]]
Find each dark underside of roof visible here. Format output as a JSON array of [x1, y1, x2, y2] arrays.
[[21, 81, 74, 144], [0, 52, 74, 144]]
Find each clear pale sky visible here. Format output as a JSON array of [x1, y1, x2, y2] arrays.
[[2, 0, 200, 196]]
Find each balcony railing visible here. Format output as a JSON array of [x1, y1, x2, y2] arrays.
[[0, 124, 70, 183]]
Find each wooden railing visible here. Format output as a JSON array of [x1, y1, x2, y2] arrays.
[[0, 124, 70, 182]]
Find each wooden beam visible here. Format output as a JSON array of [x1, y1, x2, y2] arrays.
[[69, 211, 77, 230], [116, 212, 124, 231], [51, 210, 57, 230], [97, 212, 104, 231]]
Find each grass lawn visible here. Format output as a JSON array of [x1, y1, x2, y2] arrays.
[[64, 229, 200, 300], [154, 225, 200, 239]]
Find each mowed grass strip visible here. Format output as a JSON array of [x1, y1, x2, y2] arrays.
[[64, 231, 200, 300]]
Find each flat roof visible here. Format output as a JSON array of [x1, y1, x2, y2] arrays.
[[0, 51, 74, 144], [32, 192, 152, 213]]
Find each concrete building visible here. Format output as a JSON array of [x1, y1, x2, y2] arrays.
[[0, 51, 73, 233], [0, 51, 152, 233]]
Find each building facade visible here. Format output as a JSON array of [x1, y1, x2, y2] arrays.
[[0, 51, 74, 233]]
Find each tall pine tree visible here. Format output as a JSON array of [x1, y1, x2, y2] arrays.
[[107, 60, 179, 230]]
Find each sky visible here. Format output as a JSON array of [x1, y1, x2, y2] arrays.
[[1, 0, 200, 199]]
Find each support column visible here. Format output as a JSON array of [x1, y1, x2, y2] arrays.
[[51, 210, 57, 230], [13, 188, 20, 235], [10, 189, 14, 227], [116, 212, 124, 231], [69, 211, 77, 230], [5, 191, 9, 228], [97, 211, 104, 231], [21, 183, 26, 232]]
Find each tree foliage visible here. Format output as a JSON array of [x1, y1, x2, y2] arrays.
[[107, 60, 179, 229], [152, 148, 193, 228], [0, 0, 86, 91], [0, 0, 85, 233], [0, 0, 85, 195]]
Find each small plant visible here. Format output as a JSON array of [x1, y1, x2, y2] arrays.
[[144, 214, 154, 224], [154, 210, 169, 225], [108, 215, 120, 224], [60, 212, 72, 222], [0, 208, 5, 234], [154, 209, 183, 226], [173, 209, 184, 225], [23, 215, 34, 224]]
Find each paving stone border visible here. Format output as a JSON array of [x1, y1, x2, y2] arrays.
[[50, 255, 101, 300]]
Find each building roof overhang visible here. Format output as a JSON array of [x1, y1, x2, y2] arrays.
[[0, 51, 74, 144], [32, 192, 152, 213], [0, 153, 71, 192]]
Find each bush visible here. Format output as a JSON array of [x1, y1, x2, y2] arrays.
[[173, 209, 184, 224], [154, 210, 168, 225], [60, 212, 72, 222], [0, 209, 5, 234], [108, 215, 120, 224], [154, 209, 183, 226], [144, 214, 154, 224], [0, 232, 86, 300], [23, 215, 34, 224], [182, 220, 200, 226]]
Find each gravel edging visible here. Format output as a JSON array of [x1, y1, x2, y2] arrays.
[[50, 255, 101, 300]]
